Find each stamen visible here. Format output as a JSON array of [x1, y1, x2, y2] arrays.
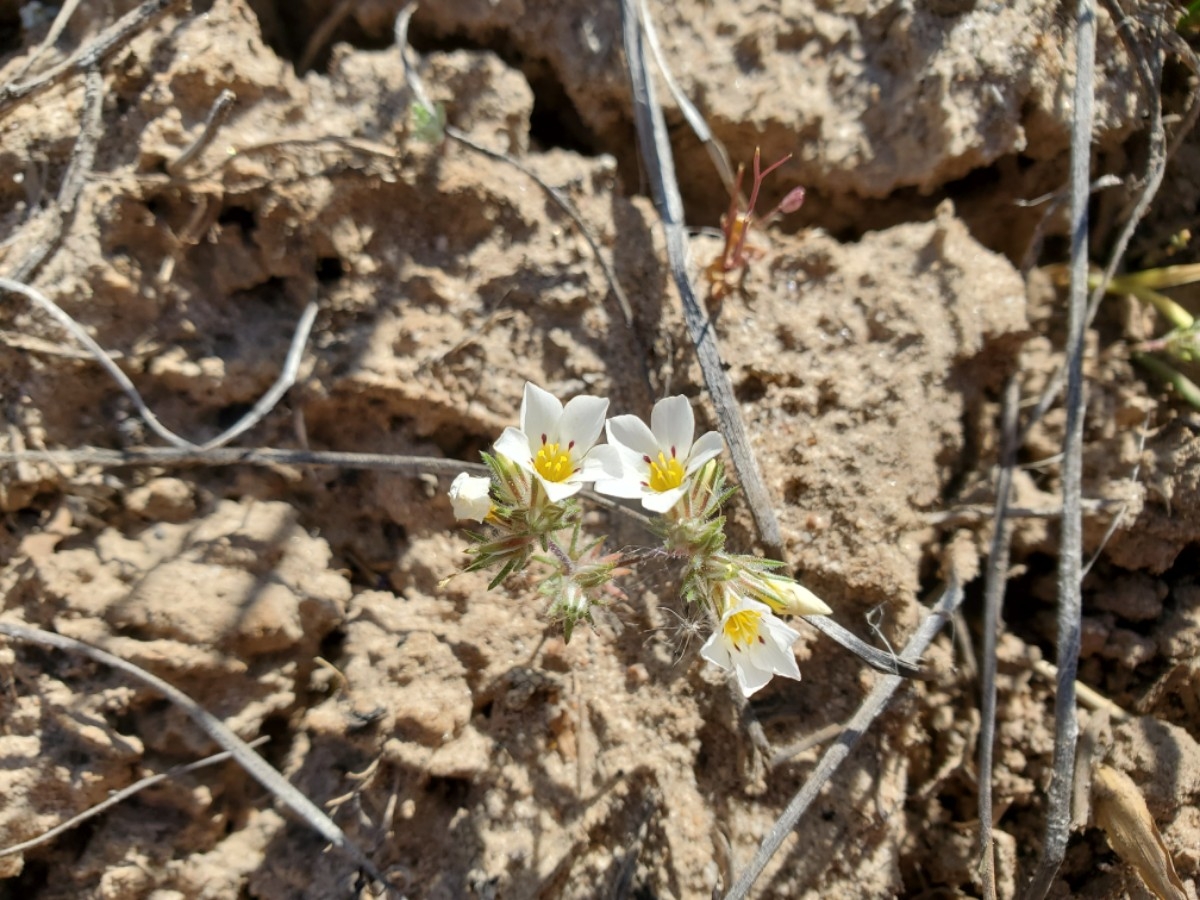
[[534, 441, 574, 483], [647, 449, 686, 493], [722, 608, 762, 650]]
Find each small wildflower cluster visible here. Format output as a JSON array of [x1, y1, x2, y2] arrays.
[[448, 382, 831, 697]]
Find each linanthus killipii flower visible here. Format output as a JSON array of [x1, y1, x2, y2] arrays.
[[493, 382, 621, 502], [700, 586, 805, 697], [594, 394, 724, 513]]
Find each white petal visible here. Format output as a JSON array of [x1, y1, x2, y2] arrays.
[[760, 613, 802, 648], [684, 430, 725, 474], [580, 444, 625, 480], [522, 383, 563, 443], [751, 634, 802, 681], [651, 395, 695, 459], [734, 660, 775, 697], [700, 631, 733, 670], [606, 415, 660, 459], [642, 486, 685, 513], [592, 477, 644, 499], [559, 395, 609, 453], [494, 426, 533, 466], [607, 437, 651, 478], [539, 476, 583, 502]]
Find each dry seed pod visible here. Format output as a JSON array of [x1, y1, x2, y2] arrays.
[[1091, 764, 1186, 900]]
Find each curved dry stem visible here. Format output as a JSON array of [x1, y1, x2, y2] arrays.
[[0, 0, 185, 119], [395, 4, 639, 337], [0, 737, 269, 860], [0, 619, 392, 891], [636, 0, 736, 194], [1, 279, 318, 451]]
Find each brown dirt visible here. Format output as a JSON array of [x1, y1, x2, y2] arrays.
[[1, 1, 1199, 898]]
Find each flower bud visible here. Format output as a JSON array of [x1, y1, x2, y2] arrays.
[[449, 473, 493, 522], [740, 570, 832, 617]]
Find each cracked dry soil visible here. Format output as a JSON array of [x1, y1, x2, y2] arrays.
[[2, 1, 1200, 898]]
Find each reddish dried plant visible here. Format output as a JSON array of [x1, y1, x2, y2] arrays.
[[704, 148, 806, 307]]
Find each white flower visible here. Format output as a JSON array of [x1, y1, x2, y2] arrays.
[[700, 592, 802, 697], [594, 394, 724, 513], [448, 473, 493, 522], [493, 382, 620, 502]]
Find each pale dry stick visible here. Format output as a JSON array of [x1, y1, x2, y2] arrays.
[[5, 0, 84, 84], [622, 0, 923, 681], [1022, 2, 1095, 897], [1021, 0, 1175, 436], [0, 277, 195, 449], [1016, 175, 1123, 274], [1032, 658, 1129, 721], [0, 619, 392, 891], [1, 279, 321, 452], [619, 0, 782, 559], [0, 737, 270, 860], [0, 446, 655, 530], [635, 0, 736, 195], [0, 0, 185, 118], [723, 572, 964, 900], [394, 5, 637, 334], [168, 88, 237, 175], [769, 722, 842, 769], [198, 299, 319, 450], [1083, 0, 1173, 330], [7, 64, 104, 283], [924, 497, 1122, 526], [978, 375, 1022, 900]]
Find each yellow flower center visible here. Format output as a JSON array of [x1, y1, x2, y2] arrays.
[[535, 440, 574, 483], [647, 450, 685, 493], [722, 608, 763, 650]]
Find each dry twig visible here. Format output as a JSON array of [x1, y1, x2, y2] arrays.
[[1022, 3, 1094, 896], [168, 88, 237, 175], [6, 64, 104, 282], [978, 375, 1021, 900], [0, 278, 319, 451], [619, 0, 782, 558], [0, 737, 270, 859], [395, 5, 639, 337], [0, 619, 391, 890], [0, 0, 185, 119]]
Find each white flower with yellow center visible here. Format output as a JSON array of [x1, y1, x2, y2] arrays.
[[594, 394, 724, 513], [493, 382, 619, 502], [700, 592, 803, 697]]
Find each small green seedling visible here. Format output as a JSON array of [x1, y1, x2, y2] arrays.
[[1063, 261, 1200, 408], [704, 148, 805, 309]]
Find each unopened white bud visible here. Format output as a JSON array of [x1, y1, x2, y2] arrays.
[[767, 576, 832, 616], [449, 473, 492, 522]]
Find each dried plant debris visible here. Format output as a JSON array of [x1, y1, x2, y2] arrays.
[[1092, 764, 1187, 900]]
